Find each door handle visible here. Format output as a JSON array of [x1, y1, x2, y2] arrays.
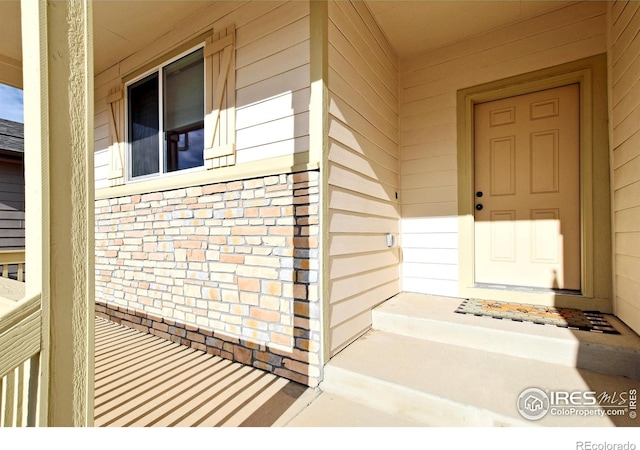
[[476, 204, 483, 211], [476, 191, 483, 198]]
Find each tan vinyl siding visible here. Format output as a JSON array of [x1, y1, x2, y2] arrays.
[[609, 0, 640, 334], [93, 1, 311, 182], [400, 1, 607, 297], [327, 0, 399, 356]]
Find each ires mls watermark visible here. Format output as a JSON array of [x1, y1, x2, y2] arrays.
[[517, 387, 637, 421]]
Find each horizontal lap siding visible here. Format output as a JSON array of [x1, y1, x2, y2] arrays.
[[327, 0, 399, 356], [399, 1, 607, 297], [0, 161, 24, 250], [93, 1, 311, 178], [610, 0, 640, 334]]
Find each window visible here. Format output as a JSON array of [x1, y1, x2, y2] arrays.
[[128, 48, 204, 179]]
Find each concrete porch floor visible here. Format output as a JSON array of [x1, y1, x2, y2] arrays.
[[95, 292, 640, 427], [95, 316, 411, 427]]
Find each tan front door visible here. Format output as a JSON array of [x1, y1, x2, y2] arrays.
[[474, 84, 581, 291]]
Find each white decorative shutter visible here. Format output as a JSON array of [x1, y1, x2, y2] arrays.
[[204, 25, 236, 169], [106, 87, 125, 186]]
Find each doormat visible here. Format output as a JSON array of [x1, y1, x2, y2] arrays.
[[455, 298, 620, 334]]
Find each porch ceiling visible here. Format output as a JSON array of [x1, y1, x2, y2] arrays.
[[0, 0, 211, 82], [364, 0, 575, 58], [1, 1, 578, 84]]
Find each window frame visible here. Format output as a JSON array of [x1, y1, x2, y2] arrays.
[[125, 43, 206, 183]]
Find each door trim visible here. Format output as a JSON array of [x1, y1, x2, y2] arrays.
[[457, 55, 611, 311]]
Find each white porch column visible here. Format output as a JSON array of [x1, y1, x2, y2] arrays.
[[21, 0, 94, 426]]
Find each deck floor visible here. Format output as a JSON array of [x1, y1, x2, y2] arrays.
[[94, 317, 314, 427]]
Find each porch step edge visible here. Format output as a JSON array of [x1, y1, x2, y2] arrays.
[[321, 329, 636, 427], [320, 364, 527, 427], [372, 294, 640, 379]]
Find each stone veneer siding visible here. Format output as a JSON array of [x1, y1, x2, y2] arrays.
[[95, 170, 321, 387]]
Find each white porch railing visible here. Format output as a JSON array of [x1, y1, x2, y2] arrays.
[[0, 250, 26, 282], [0, 250, 40, 427]]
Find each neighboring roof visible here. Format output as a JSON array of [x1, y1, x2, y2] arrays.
[[0, 118, 23, 154]]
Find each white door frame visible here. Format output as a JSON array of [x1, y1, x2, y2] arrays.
[[456, 55, 612, 312]]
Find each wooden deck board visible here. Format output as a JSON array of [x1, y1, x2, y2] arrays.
[[94, 317, 314, 427]]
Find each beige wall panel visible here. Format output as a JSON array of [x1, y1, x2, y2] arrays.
[[95, 149, 109, 190], [236, 41, 309, 89], [613, 157, 640, 190], [329, 251, 399, 280], [329, 234, 392, 257], [94, 109, 108, 131], [94, 123, 108, 143], [404, 34, 605, 104], [402, 216, 458, 233], [616, 232, 640, 258], [329, 187, 399, 219], [614, 181, 640, 212], [615, 295, 640, 336], [401, 93, 455, 119], [328, 310, 372, 355], [612, 104, 640, 148], [615, 206, 640, 233], [403, 262, 457, 281], [236, 88, 310, 130], [610, 74, 640, 127], [236, 17, 308, 69], [328, 164, 397, 203], [236, 137, 310, 164], [611, 0, 629, 23], [402, 185, 456, 206], [401, 1, 605, 75], [332, 0, 398, 77], [612, 130, 640, 169], [329, 143, 398, 188], [236, 111, 309, 149], [402, 232, 457, 249], [401, 202, 458, 219], [237, 64, 309, 108], [328, 24, 396, 112], [402, 140, 456, 161], [330, 265, 399, 305], [611, 54, 640, 106], [329, 281, 399, 328], [329, 96, 397, 153], [401, 154, 456, 175], [328, 51, 396, 119], [402, 170, 456, 191], [401, 123, 455, 148], [404, 14, 605, 91], [329, 211, 399, 234], [236, 2, 306, 50], [329, 3, 396, 95], [325, 0, 399, 358], [400, 2, 606, 297], [615, 254, 640, 280], [328, 119, 397, 168], [401, 107, 455, 133], [610, 3, 640, 64], [403, 248, 458, 265]]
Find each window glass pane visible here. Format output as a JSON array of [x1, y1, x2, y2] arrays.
[[164, 49, 204, 132], [129, 73, 159, 178], [164, 49, 204, 173], [165, 127, 204, 172]]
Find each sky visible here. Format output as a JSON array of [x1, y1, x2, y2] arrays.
[[0, 83, 24, 123]]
